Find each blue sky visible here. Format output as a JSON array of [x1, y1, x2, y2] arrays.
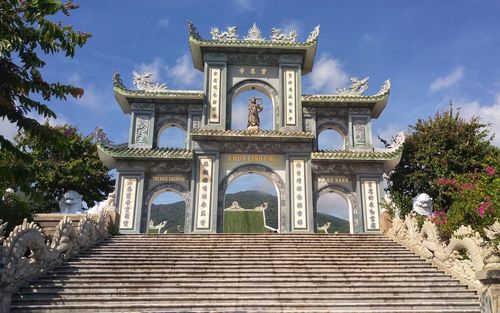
[[2, 0, 499, 146], [2, 1, 500, 217]]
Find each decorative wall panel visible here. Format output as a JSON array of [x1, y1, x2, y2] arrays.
[[195, 157, 213, 230], [119, 177, 138, 230], [362, 179, 380, 231]]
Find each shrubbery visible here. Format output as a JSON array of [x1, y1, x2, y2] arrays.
[[0, 191, 33, 235], [386, 107, 499, 240], [434, 160, 499, 239]]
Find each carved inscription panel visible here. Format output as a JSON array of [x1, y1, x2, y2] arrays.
[[119, 177, 138, 230]]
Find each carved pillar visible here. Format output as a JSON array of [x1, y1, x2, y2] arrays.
[[116, 172, 144, 234], [288, 155, 314, 232], [477, 269, 500, 313]]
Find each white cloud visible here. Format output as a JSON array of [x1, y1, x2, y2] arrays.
[[280, 19, 303, 37], [317, 192, 349, 220], [233, 0, 254, 12], [307, 53, 349, 93], [0, 112, 70, 143], [157, 17, 170, 29], [429, 66, 465, 93], [135, 57, 165, 82], [166, 54, 203, 88], [455, 94, 500, 146]]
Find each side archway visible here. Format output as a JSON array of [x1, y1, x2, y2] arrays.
[[217, 164, 286, 233], [314, 185, 358, 233], [142, 182, 190, 233]]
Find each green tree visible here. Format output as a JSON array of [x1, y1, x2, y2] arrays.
[[16, 124, 114, 212], [0, 0, 91, 184], [386, 107, 495, 217]]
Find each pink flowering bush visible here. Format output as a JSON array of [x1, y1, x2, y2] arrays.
[[435, 159, 499, 240]]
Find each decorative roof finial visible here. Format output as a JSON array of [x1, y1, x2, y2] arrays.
[[336, 77, 369, 96], [132, 71, 168, 92], [306, 25, 320, 43], [244, 23, 264, 41], [187, 20, 201, 40], [112, 71, 124, 87]]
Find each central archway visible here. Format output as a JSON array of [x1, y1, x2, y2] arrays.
[[218, 164, 286, 233]]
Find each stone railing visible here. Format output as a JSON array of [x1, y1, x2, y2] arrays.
[[386, 214, 500, 313], [0, 212, 110, 312]]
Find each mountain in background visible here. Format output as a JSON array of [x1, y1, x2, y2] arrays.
[[151, 190, 349, 233]]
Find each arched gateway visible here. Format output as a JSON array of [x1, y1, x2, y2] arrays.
[[97, 22, 404, 234]]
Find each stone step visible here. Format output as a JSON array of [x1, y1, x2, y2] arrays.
[[48, 265, 444, 274], [13, 293, 479, 303], [9, 306, 482, 313], [63, 260, 432, 267], [36, 273, 459, 281], [19, 286, 474, 294], [12, 297, 480, 313]]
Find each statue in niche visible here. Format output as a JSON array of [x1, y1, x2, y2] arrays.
[[247, 97, 263, 130]]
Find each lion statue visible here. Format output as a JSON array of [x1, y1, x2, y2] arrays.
[[59, 190, 84, 214], [412, 193, 433, 217]]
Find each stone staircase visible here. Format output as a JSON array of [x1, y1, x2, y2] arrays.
[[10, 234, 481, 312]]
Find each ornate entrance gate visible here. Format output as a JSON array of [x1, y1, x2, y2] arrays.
[[97, 22, 404, 234]]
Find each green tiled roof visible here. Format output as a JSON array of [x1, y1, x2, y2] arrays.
[[302, 80, 391, 104], [97, 143, 193, 160], [191, 128, 315, 139], [112, 72, 204, 113], [187, 22, 318, 74], [312, 146, 403, 161]]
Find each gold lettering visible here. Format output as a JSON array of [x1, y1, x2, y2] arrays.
[[152, 176, 185, 182]]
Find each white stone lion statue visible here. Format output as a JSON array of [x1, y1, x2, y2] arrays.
[[59, 190, 84, 214], [412, 193, 433, 217]]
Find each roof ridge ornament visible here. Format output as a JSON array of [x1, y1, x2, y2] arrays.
[[132, 71, 168, 92], [112, 71, 124, 87], [336, 77, 369, 96], [270, 28, 297, 42], [306, 25, 320, 43], [210, 26, 238, 40], [244, 23, 264, 41], [187, 20, 202, 40], [378, 79, 391, 95]]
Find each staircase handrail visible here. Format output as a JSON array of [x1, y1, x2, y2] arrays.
[[0, 212, 111, 312], [386, 214, 499, 313]]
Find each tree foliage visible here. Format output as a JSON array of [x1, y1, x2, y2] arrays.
[[0, 0, 91, 175], [387, 108, 495, 217], [16, 124, 114, 211]]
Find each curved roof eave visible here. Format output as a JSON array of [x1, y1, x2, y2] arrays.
[[301, 80, 391, 118], [113, 85, 205, 114]]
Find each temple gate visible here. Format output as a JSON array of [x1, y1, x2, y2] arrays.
[[97, 22, 404, 234]]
